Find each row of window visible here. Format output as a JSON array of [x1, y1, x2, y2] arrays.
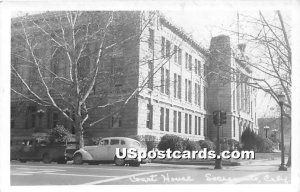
[[146, 106, 207, 136], [160, 36, 202, 76], [159, 67, 207, 108]]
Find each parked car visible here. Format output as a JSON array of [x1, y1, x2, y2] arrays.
[[16, 139, 77, 164], [73, 137, 147, 166]]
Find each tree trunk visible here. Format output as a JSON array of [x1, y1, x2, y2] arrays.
[[74, 109, 84, 148]]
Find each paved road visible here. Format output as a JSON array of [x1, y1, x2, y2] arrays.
[[11, 161, 291, 185]]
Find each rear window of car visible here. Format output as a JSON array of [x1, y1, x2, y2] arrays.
[[110, 139, 120, 145], [130, 140, 141, 147]]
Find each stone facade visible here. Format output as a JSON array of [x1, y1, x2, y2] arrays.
[[207, 35, 258, 141]]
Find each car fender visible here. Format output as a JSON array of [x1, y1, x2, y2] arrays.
[[73, 149, 93, 160]]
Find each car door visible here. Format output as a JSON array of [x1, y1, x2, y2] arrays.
[[93, 139, 110, 161], [107, 139, 120, 160]]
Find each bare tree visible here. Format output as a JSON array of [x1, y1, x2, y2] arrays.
[[209, 10, 291, 164], [11, 11, 177, 148]]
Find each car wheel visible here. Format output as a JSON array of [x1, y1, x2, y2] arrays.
[[42, 153, 52, 164], [114, 156, 125, 166], [73, 153, 83, 165], [129, 161, 141, 167]]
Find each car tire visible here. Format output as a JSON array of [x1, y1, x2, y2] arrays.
[[42, 153, 52, 164], [129, 161, 141, 167], [114, 156, 125, 166], [73, 153, 83, 165]]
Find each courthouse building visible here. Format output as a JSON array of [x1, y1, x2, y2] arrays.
[[11, 11, 258, 143]]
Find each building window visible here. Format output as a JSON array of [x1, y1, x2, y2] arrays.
[[188, 55, 192, 71], [173, 111, 177, 132], [195, 59, 198, 74], [146, 104, 153, 129], [161, 36, 165, 57], [174, 45, 178, 63], [149, 28, 154, 50], [198, 117, 201, 135], [178, 112, 181, 133], [204, 87, 207, 110], [198, 61, 201, 75], [188, 80, 192, 103], [194, 116, 198, 135], [148, 60, 154, 90], [27, 106, 37, 129], [198, 84, 201, 107], [112, 113, 122, 128], [185, 113, 188, 134], [185, 79, 188, 101], [165, 108, 169, 131], [110, 57, 124, 89], [178, 75, 182, 99], [178, 48, 182, 65], [166, 40, 170, 58], [189, 114, 192, 134], [185, 52, 188, 69], [204, 117, 207, 136], [233, 117, 236, 137], [174, 73, 177, 98], [165, 69, 170, 95], [195, 83, 198, 105], [233, 90, 236, 111], [161, 67, 164, 93], [52, 111, 59, 128], [160, 107, 164, 131]]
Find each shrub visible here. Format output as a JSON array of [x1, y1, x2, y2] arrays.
[[131, 135, 157, 152], [182, 139, 201, 151], [48, 125, 72, 143], [198, 139, 215, 151], [255, 136, 274, 153], [157, 134, 184, 152], [241, 128, 257, 150]]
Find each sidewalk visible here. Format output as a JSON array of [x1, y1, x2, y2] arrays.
[[151, 155, 288, 167]]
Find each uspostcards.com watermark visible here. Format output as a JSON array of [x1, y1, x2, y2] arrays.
[[116, 148, 255, 162]]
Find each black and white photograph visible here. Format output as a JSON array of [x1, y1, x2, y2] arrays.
[[0, 0, 299, 191]]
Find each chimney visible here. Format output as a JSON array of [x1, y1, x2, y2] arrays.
[[209, 35, 231, 66]]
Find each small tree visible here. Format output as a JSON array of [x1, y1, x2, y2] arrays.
[[241, 127, 257, 150], [48, 125, 72, 143]]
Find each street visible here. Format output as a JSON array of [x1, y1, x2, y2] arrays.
[[11, 160, 291, 185]]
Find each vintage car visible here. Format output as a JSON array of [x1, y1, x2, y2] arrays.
[[73, 137, 147, 166], [15, 139, 78, 164]]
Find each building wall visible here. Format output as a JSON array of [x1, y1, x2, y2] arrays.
[[207, 35, 258, 141], [11, 12, 257, 143], [135, 13, 208, 140]]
